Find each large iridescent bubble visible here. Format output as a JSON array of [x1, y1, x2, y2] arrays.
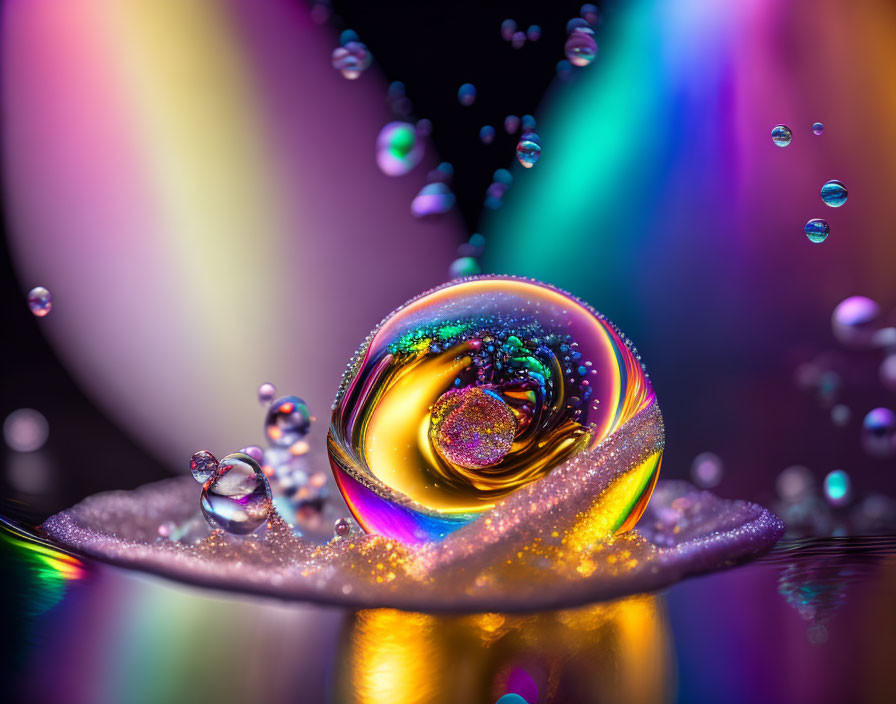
[[328, 276, 661, 543]]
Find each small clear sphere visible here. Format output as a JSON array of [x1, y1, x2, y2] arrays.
[[457, 83, 477, 107], [504, 115, 521, 134], [331, 41, 371, 80], [479, 125, 496, 144], [770, 124, 792, 147], [527, 25, 542, 42], [3, 409, 49, 452], [861, 407, 896, 458], [565, 28, 597, 67], [200, 453, 272, 534], [804, 218, 829, 243], [776, 465, 814, 502], [516, 132, 542, 168], [511, 31, 526, 49], [240, 445, 265, 463], [823, 469, 851, 507], [27, 286, 52, 317], [189, 450, 218, 484], [880, 355, 896, 391], [832, 296, 880, 347], [501, 19, 517, 41], [820, 179, 847, 207], [265, 395, 312, 447], [257, 382, 276, 406], [334, 517, 353, 537], [449, 256, 481, 279], [691, 452, 723, 488], [812, 122, 824, 135]]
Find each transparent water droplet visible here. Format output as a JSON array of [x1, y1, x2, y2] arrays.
[[804, 218, 830, 243], [504, 115, 521, 134], [331, 41, 371, 80], [479, 125, 496, 144], [500, 19, 517, 42], [200, 453, 272, 534], [812, 122, 824, 135], [27, 286, 52, 317], [3, 408, 49, 452], [411, 183, 456, 217], [265, 395, 312, 447], [770, 124, 792, 147], [257, 382, 276, 406], [565, 28, 597, 67], [457, 83, 477, 107], [376, 122, 423, 176], [823, 469, 851, 506], [690, 452, 723, 488], [516, 132, 542, 168], [820, 179, 847, 207], [449, 256, 481, 279], [527, 25, 542, 42], [190, 450, 218, 484], [862, 408, 896, 458]]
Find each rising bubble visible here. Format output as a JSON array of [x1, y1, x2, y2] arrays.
[[820, 180, 847, 207], [832, 296, 879, 348], [521, 114, 536, 131], [804, 218, 830, 243], [265, 395, 312, 447], [566, 18, 590, 34], [376, 122, 423, 176], [458, 83, 477, 107], [812, 122, 824, 135], [770, 124, 792, 147], [565, 28, 597, 67], [581, 4, 601, 24], [200, 453, 272, 534], [331, 41, 372, 80], [516, 132, 542, 168], [27, 286, 52, 317], [257, 382, 276, 406]]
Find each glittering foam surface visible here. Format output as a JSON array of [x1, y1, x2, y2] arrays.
[[40, 405, 782, 611]]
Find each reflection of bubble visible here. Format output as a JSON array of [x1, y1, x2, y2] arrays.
[[804, 218, 829, 243], [27, 286, 52, 317], [690, 452, 723, 488], [820, 179, 848, 207], [200, 453, 272, 534], [771, 124, 792, 146], [823, 469, 851, 506], [411, 183, 456, 217], [3, 409, 49, 452], [832, 296, 879, 347], [479, 125, 496, 144], [376, 122, 423, 176], [458, 83, 477, 106], [516, 132, 542, 168], [565, 29, 597, 67], [812, 122, 824, 135], [449, 256, 481, 279], [861, 408, 896, 458]]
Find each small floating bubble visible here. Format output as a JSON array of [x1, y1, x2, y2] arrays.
[[556, 59, 574, 81], [823, 469, 851, 506], [387, 81, 405, 98], [265, 395, 312, 447], [770, 124, 792, 147], [334, 517, 353, 538], [776, 465, 814, 502], [257, 382, 276, 406], [501, 19, 517, 42], [3, 409, 49, 452], [458, 83, 477, 106], [511, 31, 526, 49], [691, 452, 723, 488], [527, 25, 542, 42], [339, 29, 359, 46], [493, 168, 513, 185], [479, 125, 496, 144], [310, 1, 331, 24], [189, 450, 218, 484], [581, 4, 601, 24], [830, 404, 851, 427], [331, 41, 371, 80], [565, 28, 597, 67], [820, 179, 847, 207], [240, 445, 265, 463], [832, 296, 879, 347], [521, 114, 536, 131], [504, 115, 521, 134], [516, 132, 542, 168], [567, 17, 590, 34], [812, 122, 824, 135], [804, 218, 829, 243], [411, 182, 456, 217], [861, 408, 896, 458], [449, 256, 481, 279], [376, 122, 423, 176], [200, 453, 272, 534], [27, 286, 52, 317], [415, 118, 433, 137]]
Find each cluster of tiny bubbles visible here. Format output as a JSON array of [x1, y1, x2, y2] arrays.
[[690, 452, 723, 489], [331, 31, 372, 80], [770, 124, 792, 147], [264, 395, 312, 448], [820, 179, 847, 207], [813, 122, 824, 135], [516, 131, 542, 168], [500, 19, 517, 42], [832, 296, 879, 347], [449, 256, 481, 279], [458, 83, 477, 107], [458, 232, 486, 257], [861, 408, 896, 458], [240, 445, 265, 463], [480, 125, 496, 144], [189, 450, 218, 483], [3, 408, 49, 453], [376, 121, 424, 176], [565, 27, 598, 67], [504, 114, 521, 134], [257, 382, 276, 406], [823, 469, 851, 507], [830, 403, 852, 427], [411, 182, 456, 218], [200, 452, 272, 535], [527, 25, 542, 42], [804, 218, 830, 243], [484, 169, 513, 209], [27, 286, 52, 317]]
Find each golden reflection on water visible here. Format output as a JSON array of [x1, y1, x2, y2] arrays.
[[336, 595, 673, 704]]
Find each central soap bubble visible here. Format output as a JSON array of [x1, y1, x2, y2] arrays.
[[429, 386, 517, 470]]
